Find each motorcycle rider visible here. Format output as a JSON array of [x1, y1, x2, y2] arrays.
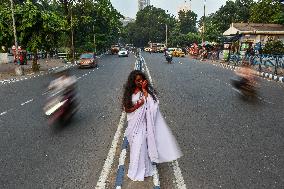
[[46, 67, 78, 122], [233, 63, 257, 94], [48, 68, 77, 93]]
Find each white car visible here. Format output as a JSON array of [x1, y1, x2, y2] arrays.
[[118, 48, 129, 57]]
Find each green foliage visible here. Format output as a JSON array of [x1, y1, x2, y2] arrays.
[[249, 0, 284, 24], [263, 39, 284, 55], [0, 0, 123, 55], [0, 2, 13, 48], [178, 10, 197, 34], [123, 6, 176, 47], [198, 0, 255, 42]]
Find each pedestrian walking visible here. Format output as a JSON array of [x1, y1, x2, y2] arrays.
[[122, 70, 182, 181]]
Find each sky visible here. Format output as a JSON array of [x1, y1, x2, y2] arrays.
[[110, 0, 228, 20]]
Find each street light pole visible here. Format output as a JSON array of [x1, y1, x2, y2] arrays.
[[10, 0, 19, 65], [71, 7, 75, 64], [165, 24, 168, 47], [93, 25, 96, 53], [202, 0, 206, 44]]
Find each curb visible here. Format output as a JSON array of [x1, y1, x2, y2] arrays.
[[219, 63, 284, 83], [115, 136, 128, 189], [0, 64, 77, 85]]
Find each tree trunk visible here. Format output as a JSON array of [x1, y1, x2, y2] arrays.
[[32, 50, 39, 72]]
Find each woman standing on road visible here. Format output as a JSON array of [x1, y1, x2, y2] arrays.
[[122, 70, 182, 181]]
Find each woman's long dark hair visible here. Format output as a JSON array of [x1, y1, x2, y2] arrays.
[[122, 70, 157, 109]]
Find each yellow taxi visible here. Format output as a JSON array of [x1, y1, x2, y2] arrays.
[[172, 48, 185, 57]]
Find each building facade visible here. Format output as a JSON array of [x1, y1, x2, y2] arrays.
[[138, 0, 150, 11], [223, 23, 284, 44]]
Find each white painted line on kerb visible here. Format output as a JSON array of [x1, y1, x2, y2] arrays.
[[143, 56, 187, 189], [118, 149, 127, 166], [153, 164, 160, 187], [95, 112, 126, 189], [21, 99, 34, 106]]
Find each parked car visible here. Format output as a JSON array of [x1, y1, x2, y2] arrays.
[[78, 53, 97, 68], [144, 47, 152, 52], [172, 48, 185, 57], [118, 48, 129, 57]]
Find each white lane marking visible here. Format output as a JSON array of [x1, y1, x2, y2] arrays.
[[171, 160, 187, 189], [21, 99, 34, 106], [77, 77, 82, 79], [0, 111, 8, 116], [0, 108, 14, 116], [142, 56, 186, 189], [142, 57, 153, 85], [95, 112, 126, 189]]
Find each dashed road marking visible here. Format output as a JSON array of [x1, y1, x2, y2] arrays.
[[0, 111, 8, 116], [21, 99, 34, 106], [0, 108, 14, 116]]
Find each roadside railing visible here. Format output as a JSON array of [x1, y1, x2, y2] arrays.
[[227, 54, 284, 75]]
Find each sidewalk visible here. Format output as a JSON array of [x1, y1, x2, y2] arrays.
[[0, 58, 68, 81]]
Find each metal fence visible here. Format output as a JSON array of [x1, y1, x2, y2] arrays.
[[228, 54, 284, 75]]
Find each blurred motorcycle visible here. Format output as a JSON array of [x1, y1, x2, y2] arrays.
[[231, 76, 257, 99], [165, 53, 173, 64], [44, 87, 78, 125], [44, 69, 78, 125]]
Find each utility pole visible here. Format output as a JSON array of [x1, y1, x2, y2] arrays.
[[202, 0, 206, 44], [71, 7, 75, 64], [165, 24, 168, 47], [93, 25, 96, 53], [10, 0, 19, 65]]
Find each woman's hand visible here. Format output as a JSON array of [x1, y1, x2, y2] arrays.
[[142, 80, 148, 90], [141, 80, 149, 98], [135, 98, 145, 108]]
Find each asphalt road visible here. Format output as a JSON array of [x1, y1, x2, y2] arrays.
[[142, 52, 284, 189], [0, 52, 283, 189], [0, 54, 135, 188]]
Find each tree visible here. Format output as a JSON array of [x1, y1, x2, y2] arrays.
[[197, 0, 255, 42], [17, 0, 65, 71], [124, 6, 176, 47], [263, 39, 284, 54], [178, 10, 197, 34], [0, 2, 13, 50], [249, 0, 284, 24]]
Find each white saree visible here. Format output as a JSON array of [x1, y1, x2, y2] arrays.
[[126, 91, 182, 181]]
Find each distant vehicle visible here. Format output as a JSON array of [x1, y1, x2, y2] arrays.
[[125, 44, 134, 51], [144, 47, 152, 52], [157, 43, 166, 53], [149, 42, 158, 53], [111, 44, 120, 54], [172, 48, 185, 57], [78, 53, 97, 68], [118, 48, 129, 57]]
